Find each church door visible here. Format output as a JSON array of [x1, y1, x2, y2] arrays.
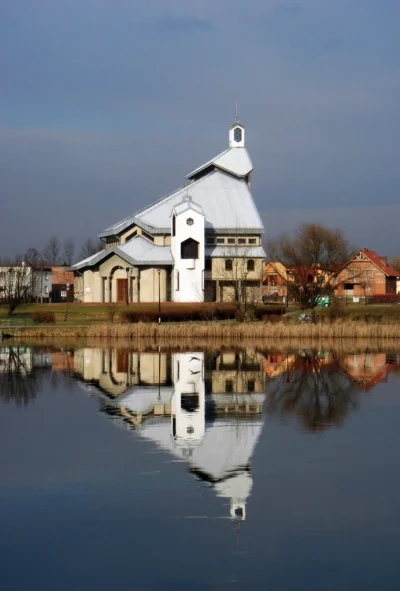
[[117, 279, 128, 304]]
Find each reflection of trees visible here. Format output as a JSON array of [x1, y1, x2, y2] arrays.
[[0, 347, 39, 406], [266, 350, 360, 431]]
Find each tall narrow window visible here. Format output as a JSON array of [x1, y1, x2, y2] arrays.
[[247, 260, 255, 272], [234, 127, 242, 143], [172, 215, 176, 237], [176, 271, 180, 291], [225, 259, 233, 271]]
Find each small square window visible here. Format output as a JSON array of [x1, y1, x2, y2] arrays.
[[227, 238, 235, 244], [238, 238, 246, 245], [216, 238, 225, 244], [248, 238, 257, 244]]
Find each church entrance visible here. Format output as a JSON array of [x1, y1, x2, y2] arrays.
[[117, 278, 128, 304]]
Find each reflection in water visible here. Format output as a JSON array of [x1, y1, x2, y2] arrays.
[[2, 343, 400, 522], [74, 348, 266, 523]]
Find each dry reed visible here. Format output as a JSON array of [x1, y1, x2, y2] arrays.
[[7, 319, 400, 340]]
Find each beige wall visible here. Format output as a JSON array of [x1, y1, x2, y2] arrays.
[[211, 257, 263, 281]]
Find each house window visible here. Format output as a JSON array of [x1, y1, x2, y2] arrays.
[[225, 259, 233, 271], [186, 217, 194, 226], [181, 238, 199, 259], [216, 238, 225, 244], [238, 238, 246, 244], [227, 238, 235, 244], [45, 286, 49, 294], [248, 238, 257, 244], [172, 215, 176, 237], [247, 260, 255, 272], [205, 258, 212, 271]]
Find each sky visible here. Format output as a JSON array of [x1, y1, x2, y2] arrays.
[[1, 0, 399, 260]]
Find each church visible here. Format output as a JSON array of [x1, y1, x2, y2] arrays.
[[72, 120, 265, 303]]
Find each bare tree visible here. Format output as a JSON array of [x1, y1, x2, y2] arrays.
[[63, 238, 75, 266], [80, 237, 104, 259], [24, 247, 41, 266], [390, 257, 400, 273], [0, 265, 36, 315], [266, 223, 351, 309], [43, 236, 61, 264], [214, 235, 263, 318]]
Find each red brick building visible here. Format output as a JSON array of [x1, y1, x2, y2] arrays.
[[335, 249, 400, 298]]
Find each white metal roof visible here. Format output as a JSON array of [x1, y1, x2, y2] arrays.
[[119, 236, 173, 264], [186, 147, 253, 180], [72, 235, 172, 270], [133, 171, 263, 232]]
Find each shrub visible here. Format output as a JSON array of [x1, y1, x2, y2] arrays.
[[31, 311, 56, 324]]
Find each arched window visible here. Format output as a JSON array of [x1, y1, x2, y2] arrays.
[[181, 238, 199, 259], [234, 127, 242, 143], [225, 259, 233, 271], [247, 260, 255, 272]]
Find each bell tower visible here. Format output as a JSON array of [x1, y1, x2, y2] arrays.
[[229, 117, 245, 148]]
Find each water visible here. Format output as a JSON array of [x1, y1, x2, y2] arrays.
[[0, 344, 400, 590]]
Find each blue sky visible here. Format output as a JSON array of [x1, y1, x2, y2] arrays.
[[1, 0, 399, 258]]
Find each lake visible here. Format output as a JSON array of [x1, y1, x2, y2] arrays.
[[1, 343, 400, 590]]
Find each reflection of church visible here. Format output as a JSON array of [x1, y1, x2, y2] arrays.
[[74, 348, 266, 522]]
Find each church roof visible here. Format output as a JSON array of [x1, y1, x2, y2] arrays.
[[72, 235, 172, 270], [186, 146, 253, 180], [101, 170, 263, 239]]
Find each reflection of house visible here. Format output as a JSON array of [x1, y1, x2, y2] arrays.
[[339, 353, 400, 391], [335, 249, 400, 298], [71, 120, 265, 304], [74, 348, 266, 521]]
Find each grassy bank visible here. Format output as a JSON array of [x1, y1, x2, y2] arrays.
[[4, 319, 400, 340]]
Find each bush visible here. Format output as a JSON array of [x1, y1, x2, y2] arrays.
[[31, 311, 56, 324]]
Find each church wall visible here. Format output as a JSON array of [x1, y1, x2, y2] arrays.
[[139, 267, 168, 302]]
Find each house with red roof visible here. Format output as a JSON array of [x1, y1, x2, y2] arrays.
[[334, 248, 400, 299]]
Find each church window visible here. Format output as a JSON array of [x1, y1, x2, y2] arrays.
[[234, 127, 242, 143], [227, 238, 235, 244], [238, 238, 246, 244], [186, 217, 194, 226], [176, 271, 180, 291], [225, 380, 233, 393], [142, 230, 154, 243], [225, 259, 233, 271], [206, 237, 214, 245], [205, 258, 212, 271], [172, 215, 176, 237], [248, 238, 257, 244], [247, 260, 255, 272], [181, 238, 199, 259], [125, 230, 137, 242], [247, 380, 255, 393], [216, 238, 225, 244]]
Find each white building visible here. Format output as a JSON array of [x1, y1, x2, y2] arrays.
[[72, 120, 265, 303]]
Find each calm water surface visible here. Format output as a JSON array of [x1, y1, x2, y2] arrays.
[[1, 344, 400, 590]]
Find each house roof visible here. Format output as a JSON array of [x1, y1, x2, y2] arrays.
[[72, 235, 173, 270], [186, 147, 253, 180], [101, 170, 264, 239], [338, 249, 400, 277]]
